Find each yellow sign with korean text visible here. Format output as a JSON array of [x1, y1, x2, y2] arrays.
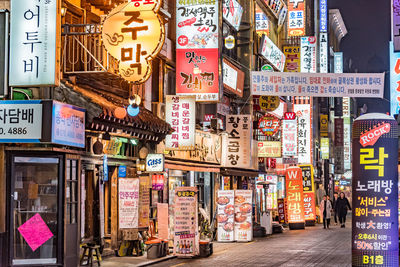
[[102, 1, 165, 84], [283, 46, 300, 72], [257, 141, 282, 158], [320, 114, 328, 137]]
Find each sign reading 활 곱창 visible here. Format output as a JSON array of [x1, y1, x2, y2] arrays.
[[251, 72, 385, 98]]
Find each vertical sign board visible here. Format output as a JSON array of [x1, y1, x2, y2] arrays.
[[300, 165, 316, 223], [352, 114, 398, 266], [286, 166, 305, 229], [392, 0, 400, 52], [217, 190, 235, 242], [260, 35, 286, 72], [287, 0, 305, 37], [335, 118, 345, 174], [300, 37, 317, 73], [138, 176, 151, 228], [176, 0, 219, 102], [334, 52, 343, 74], [389, 42, 400, 116], [319, 33, 328, 73], [278, 198, 286, 224], [165, 95, 196, 150], [294, 103, 312, 164], [321, 138, 330, 159], [10, 0, 60, 86], [174, 187, 199, 257], [255, 8, 270, 36], [283, 46, 301, 72], [234, 190, 253, 242], [119, 178, 140, 229], [222, 0, 243, 31], [319, 0, 328, 32], [343, 97, 352, 170], [0, 11, 8, 96], [282, 119, 298, 157]]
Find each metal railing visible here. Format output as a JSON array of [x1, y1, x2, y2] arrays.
[[61, 24, 119, 74]]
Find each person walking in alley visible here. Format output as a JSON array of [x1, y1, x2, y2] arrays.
[[335, 192, 351, 228], [332, 192, 339, 225], [319, 195, 332, 229]]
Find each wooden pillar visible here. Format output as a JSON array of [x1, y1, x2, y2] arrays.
[[110, 168, 118, 249]]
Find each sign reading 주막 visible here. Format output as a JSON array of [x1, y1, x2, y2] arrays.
[[102, 1, 165, 84]]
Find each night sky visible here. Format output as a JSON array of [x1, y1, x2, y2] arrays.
[[329, 0, 391, 113]]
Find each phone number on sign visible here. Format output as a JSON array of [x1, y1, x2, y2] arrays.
[[0, 127, 27, 135]]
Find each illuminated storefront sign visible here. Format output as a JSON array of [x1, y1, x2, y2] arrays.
[[390, 42, 400, 116], [287, 0, 305, 37], [299, 165, 315, 223], [255, 7, 269, 36], [352, 114, 398, 266], [10, 0, 60, 86], [283, 46, 300, 72], [320, 114, 328, 137], [102, 1, 165, 83], [319, 33, 328, 73], [165, 95, 196, 150], [258, 114, 281, 136], [282, 119, 298, 157], [294, 102, 312, 164], [334, 52, 343, 73], [176, 0, 219, 101], [285, 166, 305, 228], [260, 35, 286, 72], [319, 0, 327, 32], [223, 0, 243, 31], [321, 137, 329, 159], [300, 36, 317, 73], [257, 141, 282, 158], [343, 97, 351, 170]]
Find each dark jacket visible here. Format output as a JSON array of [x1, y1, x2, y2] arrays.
[[335, 197, 351, 215], [332, 197, 338, 210]]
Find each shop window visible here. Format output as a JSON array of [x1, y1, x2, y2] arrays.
[[66, 159, 79, 224]]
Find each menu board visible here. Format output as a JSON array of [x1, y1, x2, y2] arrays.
[[217, 190, 235, 242], [138, 176, 151, 228], [119, 178, 140, 229], [174, 187, 199, 257], [234, 190, 253, 242]]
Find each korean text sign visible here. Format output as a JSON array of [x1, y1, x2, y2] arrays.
[[176, 0, 219, 101], [234, 190, 253, 242], [282, 119, 298, 157], [222, 0, 243, 31], [294, 103, 312, 164], [165, 95, 196, 150], [352, 114, 398, 266], [389, 42, 400, 116], [299, 165, 315, 221], [102, 1, 165, 83], [287, 0, 305, 37], [10, 0, 59, 86], [300, 37, 317, 73], [283, 46, 300, 72], [223, 115, 252, 168], [251, 72, 385, 98], [260, 35, 286, 72], [285, 167, 305, 225], [343, 97, 352, 170], [119, 178, 140, 229]]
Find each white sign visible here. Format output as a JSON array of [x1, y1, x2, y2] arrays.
[[278, 6, 288, 27], [217, 190, 235, 242], [146, 154, 165, 172], [282, 120, 298, 157], [165, 95, 196, 150], [251, 72, 385, 98], [176, 1, 218, 49], [260, 35, 286, 72], [222, 115, 252, 168], [0, 101, 42, 142], [334, 52, 343, 73], [223, 61, 238, 91], [319, 33, 328, 73], [294, 103, 312, 164], [223, 0, 243, 31], [300, 36, 317, 73], [119, 178, 140, 229], [10, 0, 59, 86], [343, 97, 351, 170], [256, 11, 269, 33]]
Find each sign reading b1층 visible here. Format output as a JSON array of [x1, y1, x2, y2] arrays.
[[352, 113, 399, 267]]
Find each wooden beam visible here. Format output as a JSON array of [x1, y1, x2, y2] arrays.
[[110, 167, 118, 249]]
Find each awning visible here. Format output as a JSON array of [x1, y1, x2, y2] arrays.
[[220, 168, 259, 177], [165, 160, 220, 173]]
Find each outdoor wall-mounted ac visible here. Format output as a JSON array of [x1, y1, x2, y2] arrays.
[[152, 102, 165, 120]]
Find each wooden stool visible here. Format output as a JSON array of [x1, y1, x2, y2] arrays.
[[80, 244, 101, 266]]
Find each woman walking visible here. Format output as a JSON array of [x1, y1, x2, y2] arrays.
[[335, 192, 351, 228], [319, 195, 332, 229]]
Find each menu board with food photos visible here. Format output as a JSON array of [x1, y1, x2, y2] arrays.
[[234, 190, 253, 242], [217, 190, 235, 242]]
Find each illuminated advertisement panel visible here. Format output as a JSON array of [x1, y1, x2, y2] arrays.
[[285, 166, 305, 229]]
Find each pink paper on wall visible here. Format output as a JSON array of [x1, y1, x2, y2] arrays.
[[18, 213, 54, 251], [157, 203, 169, 240]]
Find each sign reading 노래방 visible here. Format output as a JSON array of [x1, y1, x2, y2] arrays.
[[9, 0, 60, 87], [174, 187, 199, 257], [234, 190, 253, 242], [119, 178, 140, 229], [251, 72, 385, 98], [352, 114, 399, 266], [217, 190, 235, 242], [165, 95, 196, 150], [102, 1, 165, 83], [285, 167, 305, 229]]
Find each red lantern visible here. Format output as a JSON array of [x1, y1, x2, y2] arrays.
[[114, 107, 127, 119]]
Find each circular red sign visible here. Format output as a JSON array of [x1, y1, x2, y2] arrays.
[[258, 114, 281, 136], [178, 35, 189, 46]]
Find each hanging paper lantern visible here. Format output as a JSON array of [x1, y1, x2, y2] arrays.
[[114, 107, 127, 119], [127, 105, 140, 117]]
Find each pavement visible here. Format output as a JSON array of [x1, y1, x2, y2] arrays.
[[99, 218, 351, 267]]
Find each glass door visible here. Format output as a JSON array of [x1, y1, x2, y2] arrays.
[[9, 155, 63, 266]]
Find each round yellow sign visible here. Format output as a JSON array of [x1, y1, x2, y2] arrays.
[[259, 96, 280, 112]]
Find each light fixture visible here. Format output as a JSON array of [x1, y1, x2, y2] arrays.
[[130, 138, 139, 146], [127, 104, 140, 117], [61, 2, 67, 17], [129, 94, 142, 106]]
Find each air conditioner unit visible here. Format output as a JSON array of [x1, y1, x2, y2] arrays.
[[152, 102, 166, 120]]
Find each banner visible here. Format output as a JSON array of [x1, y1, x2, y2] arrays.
[[294, 103, 312, 164], [352, 114, 398, 266], [282, 120, 298, 157], [257, 141, 282, 158], [174, 187, 199, 256], [300, 37, 317, 73], [217, 190, 235, 242], [285, 167, 305, 229], [234, 190, 253, 242], [119, 178, 140, 229], [251, 72, 385, 98]]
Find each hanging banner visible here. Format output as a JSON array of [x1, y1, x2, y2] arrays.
[[343, 97, 352, 170], [222, 115, 252, 168], [174, 187, 199, 257], [222, 0, 243, 31], [282, 119, 298, 157], [283, 46, 300, 72], [251, 72, 385, 98], [390, 42, 400, 116], [138, 176, 151, 228], [285, 166, 305, 229], [320, 0, 328, 32], [234, 190, 253, 242], [320, 33, 328, 73], [294, 103, 312, 164], [320, 114, 328, 137], [287, 0, 305, 37], [321, 138, 330, 159], [352, 113, 399, 266], [300, 36, 317, 73], [335, 118, 345, 174], [119, 178, 140, 229], [260, 35, 286, 72], [165, 95, 196, 150], [176, 0, 219, 101], [217, 190, 235, 242]]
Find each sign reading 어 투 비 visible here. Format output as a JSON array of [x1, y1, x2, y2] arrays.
[[102, 1, 165, 83]]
